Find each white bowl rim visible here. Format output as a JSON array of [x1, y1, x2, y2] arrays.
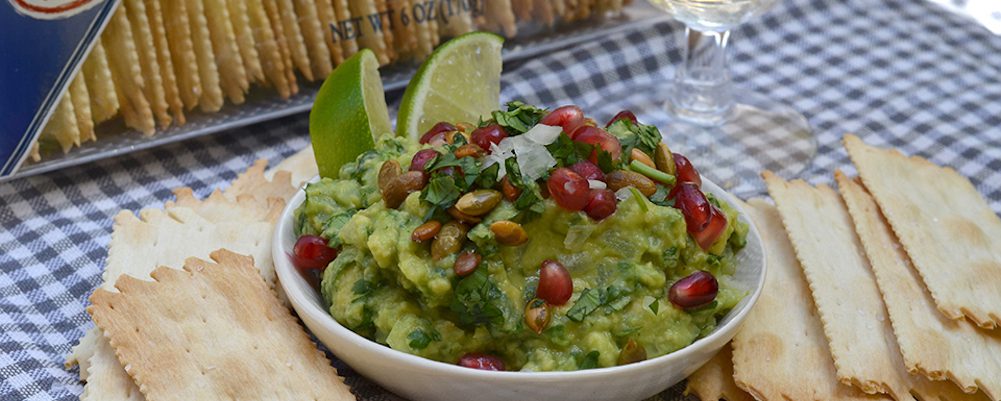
[[274, 175, 766, 380]]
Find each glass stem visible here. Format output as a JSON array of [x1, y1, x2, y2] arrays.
[[670, 27, 733, 125]]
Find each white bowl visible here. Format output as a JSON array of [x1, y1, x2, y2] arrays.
[[274, 177, 765, 401]]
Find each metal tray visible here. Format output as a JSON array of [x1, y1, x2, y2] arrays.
[[12, 3, 669, 181]]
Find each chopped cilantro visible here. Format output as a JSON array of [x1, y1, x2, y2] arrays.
[[606, 118, 661, 156], [545, 133, 581, 166], [567, 286, 628, 322], [450, 269, 507, 327], [489, 101, 548, 135], [421, 176, 461, 208], [578, 351, 600, 369], [649, 185, 672, 206], [475, 163, 500, 189], [407, 328, 441, 350], [648, 298, 660, 314]]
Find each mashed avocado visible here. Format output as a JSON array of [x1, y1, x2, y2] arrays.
[[296, 105, 748, 371]]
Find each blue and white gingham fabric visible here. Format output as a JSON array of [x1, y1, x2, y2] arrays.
[[2, 0, 1001, 400]]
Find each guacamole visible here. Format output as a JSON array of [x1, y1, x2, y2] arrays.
[[295, 102, 748, 371]]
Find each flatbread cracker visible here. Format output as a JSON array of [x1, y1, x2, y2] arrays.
[[295, 0, 334, 79], [765, 171, 989, 401], [513, 0, 533, 21], [249, 0, 292, 98], [88, 250, 354, 401], [686, 343, 753, 401], [386, 0, 415, 57], [227, 0, 265, 84], [77, 205, 283, 401], [104, 7, 155, 135], [143, 0, 185, 125], [267, 145, 318, 188], [732, 199, 880, 401], [82, 41, 120, 123], [350, 0, 389, 64], [276, 0, 315, 81], [69, 75, 96, 143], [162, 0, 202, 111], [838, 172, 1001, 401], [224, 159, 297, 203], [41, 93, 80, 153], [315, 0, 345, 64], [409, 1, 434, 59], [204, 0, 249, 104], [330, 0, 358, 57], [29, 141, 40, 162], [844, 134, 1001, 330], [124, 0, 171, 128], [532, 0, 555, 27], [186, 0, 225, 112]]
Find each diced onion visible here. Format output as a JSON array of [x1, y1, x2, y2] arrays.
[[588, 180, 606, 189], [614, 187, 632, 202]]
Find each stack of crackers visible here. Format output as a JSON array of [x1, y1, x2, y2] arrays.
[[32, 0, 630, 163], [67, 150, 341, 400], [687, 134, 1001, 401]]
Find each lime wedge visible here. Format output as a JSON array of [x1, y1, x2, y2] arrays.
[[310, 49, 392, 179], [397, 32, 504, 140]]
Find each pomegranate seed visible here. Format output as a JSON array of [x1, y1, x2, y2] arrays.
[[671, 183, 711, 231], [572, 126, 622, 163], [570, 160, 605, 182], [693, 205, 728, 250], [458, 353, 505, 371], [410, 149, 438, 172], [669, 271, 718, 309], [540, 105, 585, 136], [292, 235, 338, 271], [537, 260, 573, 305], [470, 124, 507, 153], [546, 168, 590, 211], [584, 189, 617, 220], [673, 153, 701, 187], [606, 110, 638, 127], [419, 122, 457, 145]]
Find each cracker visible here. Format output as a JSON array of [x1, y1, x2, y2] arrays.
[[88, 249, 355, 401], [409, 1, 434, 59], [143, 0, 185, 125], [276, 0, 315, 81], [204, 0, 249, 104], [69, 74, 96, 143], [248, 0, 292, 98], [104, 7, 155, 135], [162, 0, 202, 111], [224, 159, 297, 203], [387, 0, 415, 57], [686, 343, 753, 401], [315, 0, 345, 64], [838, 172, 1001, 401], [532, 0, 555, 27], [350, 0, 389, 65], [81, 41, 120, 123], [267, 145, 318, 188], [844, 134, 1001, 330], [28, 141, 40, 162], [437, 0, 474, 37], [295, 0, 334, 79], [330, 0, 358, 57], [374, 0, 396, 62], [227, 0, 265, 84], [484, 0, 517, 36], [42, 92, 80, 153], [79, 336, 142, 401], [732, 199, 878, 401], [186, 0, 224, 112], [265, 0, 300, 96], [513, 0, 533, 21], [765, 172, 992, 401], [124, 0, 171, 128], [78, 204, 283, 401]]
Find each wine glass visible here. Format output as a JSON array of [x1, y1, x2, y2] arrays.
[[648, 0, 815, 190]]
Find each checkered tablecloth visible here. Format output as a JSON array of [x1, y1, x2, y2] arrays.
[[3, 0, 1000, 400]]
